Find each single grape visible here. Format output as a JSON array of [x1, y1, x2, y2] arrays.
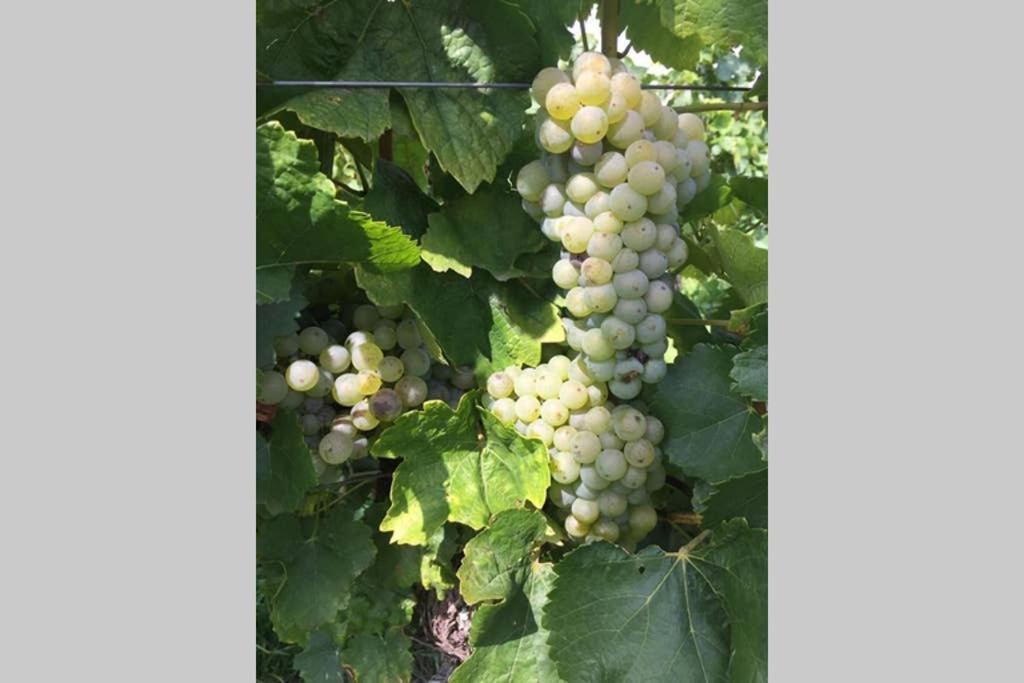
[[564, 515, 590, 538], [638, 91, 662, 126], [319, 431, 354, 465], [540, 217, 561, 242], [558, 380, 589, 411], [586, 232, 623, 263], [652, 140, 679, 171], [559, 216, 594, 253], [612, 269, 649, 299], [352, 304, 380, 331], [527, 419, 555, 446], [332, 373, 364, 407], [513, 368, 538, 397], [584, 406, 611, 434], [303, 397, 324, 413], [285, 359, 319, 392], [549, 484, 577, 509], [584, 191, 611, 219], [677, 177, 698, 207], [653, 105, 679, 141], [597, 489, 628, 517], [635, 314, 666, 344], [573, 51, 612, 79], [571, 498, 601, 524], [486, 372, 514, 399], [591, 518, 621, 542], [521, 198, 544, 222], [371, 322, 398, 351], [565, 173, 600, 204], [644, 280, 673, 313], [516, 160, 550, 202], [399, 348, 431, 378], [579, 465, 611, 492], [644, 417, 665, 445], [531, 67, 570, 105], [258, 371, 289, 405], [540, 183, 567, 217], [280, 390, 304, 411], [298, 327, 330, 355], [613, 407, 647, 441], [538, 116, 574, 154], [354, 370, 381, 396], [515, 395, 542, 422], [351, 343, 384, 372], [600, 316, 636, 350], [594, 152, 628, 188], [548, 355, 572, 380], [540, 399, 569, 427], [535, 368, 562, 399], [581, 328, 615, 361], [687, 140, 710, 176], [368, 388, 403, 422], [345, 330, 374, 350], [451, 366, 476, 390], [593, 211, 623, 235], [551, 450, 582, 485], [626, 161, 666, 196], [545, 82, 580, 120], [568, 408, 589, 430], [574, 481, 600, 500], [571, 430, 602, 464], [491, 397, 517, 425], [580, 257, 613, 286], [350, 400, 380, 432], [677, 112, 706, 141], [602, 91, 628, 123], [609, 377, 642, 400], [599, 430, 624, 451], [563, 200, 586, 218], [655, 224, 678, 252], [570, 106, 609, 144], [553, 425, 578, 451], [628, 504, 658, 537], [306, 368, 334, 399], [606, 110, 644, 149], [596, 449, 628, 481], [274, 334, 299, 358], [624, 439, 656, 468], [377, 356, 405, 383], [638, 248, 669, 279], [610, 72, 642, 109], [352, 437, 369, 460], [646, 183, 677, 215], [609, 183, 647, 222], [642, 339, 669, 359], [624, 139, 657, 168], [394, 375, 428, 407], [583, 355, 615, 382], [621, 218, 657, 252], [642, 359, 667, 383], [666, 237, 689, 268], [695, 169, 711, 192], [395, 319, 422, 350]]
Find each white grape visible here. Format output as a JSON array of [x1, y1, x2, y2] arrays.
[[602, 91, 628, 123], [451, 366, 476, 390], [298, 327, 330, 356], [644, 417, 665, 445], [541, 399, 569, 427], [644, 280, 673, 313], [582, 328, 616, 361], [598, 490, 628, 518], [394, 375, 427, 407], [612, 269, 649, 299], [553, 425, 578, 451], [540, 217, 562, 242], [586, 232, 623, 261], [563, 200, 586, 217], [330, 416, 356, 438], [332, 373, 364, 407], [538, 116, 574, 154], [677, 178, 698, 207], [571, 497, 601, 524], [564, 515, 590, 538], [624, 140, 657, 168], [606, 110, 644, 149], [628, 505, 658, 536], [567, 355, 595, 385], [491, 397, 517, 425], [677, 113, 706, 141], [352, 305, 380, 331], [573, 51, 612, 79], [515, 395, 541, 422], [594, 152, 628, 188], [559, 216, 594, 253], [285, 360, 319, 392], [551, 451, 582, 485], [306, 369, 334, 399], [653, 105, 679, 141], [568, 409, 589, 430], [570, 106, 609, 144], [565, 287, 594, 318], [549, 484, 577, 509], [571, 430, 602, 464], [642, 339, 668, 358], [527, 419, 555, 446], [599, 430, 624, 451], [609, 377, 642, 400], [613, 407, 647, 441], [646, 183, 677, 215], [565, 173, 600, 204], [378, 356, 405, 383], [548, 354, 572, 381], [642, 359, 667, 383], [620, 466, 648, 490], [371, 322, 398, 351], [487, 372, 514, 399], [394, 319, 421, 350], [653, 140, 679, 170], [645, 463, 667, 492], [521, 198, 543, 222], [635, 314, 666, 344], [583, 355, 615, 382], [354, 370, 382, 396], [545, 82, 580, 120], [350, 400, 380, 431], [584, 191, 611, 218], [695, 169, 711, 192], [687, 140, 710, 176], [610, 248, 640, 274], [609, 72, 642, 108], [608, 183, 647, 222], [531, 67, 570, 105], [655, 224, 678, 252], [559, 380, 589, 410], [400, 348, 431, 377], [535, 368, 562, 399], [624, 439, 655, 467], [600, 316, 636, 349], [572, 140, 604, 167], [351, 342, 383, 372], [621, 218, 657, 251], [596, 449, 628, 481], [638, 91, 662, 126], [258, 371, 289, 405], [638, 248, 669, 279], [592, 211, 623, 234], [540, 183, 567, 217], [274, 334, 300, 358], [627, 161, 666, 196], [580, 257, 613, 285]]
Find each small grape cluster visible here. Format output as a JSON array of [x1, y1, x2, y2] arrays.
[[483, 357, 666, 546], [258, 303, 476, 477], [515, 51, 708, 400]]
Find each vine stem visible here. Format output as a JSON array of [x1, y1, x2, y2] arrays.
[[675, 101, 768, 114], [665, 318, 731, 327], [599, 0, 619, 58], [680, 529, 712, 555], [667, 512, 703, 526]]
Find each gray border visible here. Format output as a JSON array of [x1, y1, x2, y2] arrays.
[[2, 2, 254, 679]]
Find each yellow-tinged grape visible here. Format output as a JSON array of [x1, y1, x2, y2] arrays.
[[585, 405, 612, 433], [515, 395, 542, 422], [621, 218, 657, 252], [677, 112, 706, 141], [581, 256, 613, 285], [624, 139, 657, 167], [355, 370, 382, 395], [610, 72, 642, 108], [628, 504, 658, 536], [332, 373, 364, 407], [538, 116, 574, 153], [545, 82, 580, 120], [539, 183, 567, 217], [626, 160, 666, 195], [487, 371, 514, 399], [491, 397, 517, 425], [653, 105, 678, 140], [591, 518, 620, 542], [584, 283, 618, 313], [607, 56, 627, 75], [575, 70, 611, 105], [582, 328, 616, 360], [285, 359, 319, 392], [351, 342, 384, 371], [613, 407, 647, 441], [551, 451, 582, 485], [512, 159, 552, 201], [535, 368, 562, 399], [549, 355, 572, 380], [531, 66, 570, 105], [652, 140, 679, 171], [596, 448, 628, 481], [565, 287, 594, 317], [638, 91, 662, 126], [572, 51, 611, 79], [584, 191, 611, 219], [602, 91, 628, 124], [593, 211, 623, 234], [564, 515, 590, 538], [609, 183, 648, 221], [568, 356, 595, 385], [571, 430, 602, 464], [552, 259, 581, 289], [553, 425, 578, 451], [565, 173, 600, 204], [559, 380, 589, 410], [594, 152, 628, 188], [541, 399, 570, 426], [606, 110, 644, 149], [514, 368, 537, 396], [570, 106, 609, 144], [586, 232, 623, 261], [559, 216, 594, 253], [571, 498, 600, 524]]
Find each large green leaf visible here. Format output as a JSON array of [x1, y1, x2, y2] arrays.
[[295, 631, 344, 683], [372, 395, 550, 545], [544, 541, 730, 683], [344, 630, 413, 683], [675, 0, 768, 65], [452, 509, 560, 683], [730, 345, 767, 401], [693, 521, 767, 683], [257, 410, 318, 516], [693, 468, 767, 529], [680, 174, 733, 224], [362, 159, 438, 241], [710, 227, 767, 306], [421, 185, 548, 281], [505, 0, 579, 65], [257, 507, 377, 643], [356, 265, 562, 368], [649, 344, 765, 483], [256, 122, 420, 302], [257, 295, 307, 368], [729, 177, 767, 215], [620, 0, 702, 71]]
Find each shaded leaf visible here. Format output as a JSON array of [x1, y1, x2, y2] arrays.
[[709, 227, 767, 306], [620, 0, 703, 71], [257, 295, 308, 368], [680, 174, 733, 223], [344, 630, 413, 683], [730, 345, 767, 401], [728, 177, 767, 214], [295, 630, 344, 683], [257, 410, 318, 516], [363, 159, 438, 241], [693, 468, 767, 529]]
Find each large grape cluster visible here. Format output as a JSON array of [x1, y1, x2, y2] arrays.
[[483, 357, 666, 546], [258, 302, 475, 478], [515, 51, 708, 401]]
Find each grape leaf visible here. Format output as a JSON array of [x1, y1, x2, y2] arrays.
[[421, 185, 548, 281], [544, 541, 730, 683], [730, 345, 767, 401], [693, 521, 768, 683], [729, 177, 767, 214], [257, 295, 307, 368], [282, 79, 391, 143], [372, 395, 550, 546], [295, 630, 344, 683], [620, 0, 703, 71], [693, 468, 767, 529], [728, 304, 767, 347], [256, 122, 420, 300], [452, 510, 559, 683], [504, 0, 579, 65], [649, 344, 765, 483], [675, 0, 768, 65], [709, 227, 767, 306], [362, 159, 438, 241], [257, 410, 318, 516], [257, 506, 377, 643], [344, 630, 413, 683], [680, 174, 733, 223], [356, 265, 562, 368], [421, 524, 459, 597]]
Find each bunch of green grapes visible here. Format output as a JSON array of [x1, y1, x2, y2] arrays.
[[258, 303, 454, 475], [483, 359, 666, 547], [515, 51, 710, 400]]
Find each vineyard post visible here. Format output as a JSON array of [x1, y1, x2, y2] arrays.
[[599, 0, 619, 58]]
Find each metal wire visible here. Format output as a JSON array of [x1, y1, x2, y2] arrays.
[[257, 80, 751, 92]]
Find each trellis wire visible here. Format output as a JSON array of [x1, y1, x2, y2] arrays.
[[257, 80, 751, 92]]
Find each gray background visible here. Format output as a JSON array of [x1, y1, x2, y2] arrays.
[[0, 0, 1020, 680]]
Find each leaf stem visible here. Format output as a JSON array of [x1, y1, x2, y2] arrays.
[[680, 529, 711, 555], [667, 512, 703, 526], [666, 318, 731, 327], [674, 101, 768, 114]]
